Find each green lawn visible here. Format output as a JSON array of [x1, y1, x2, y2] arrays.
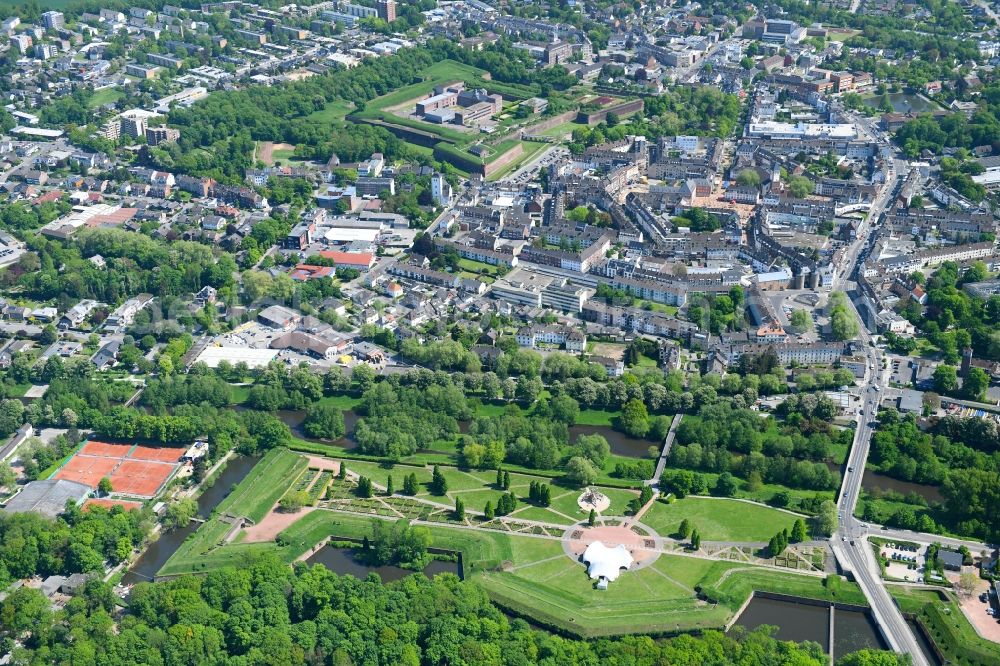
[[537, 120, 588, 139], [216, 448, 308, 523], [340, 460, 432, 490], [485, 141, 548, 182], [306, 99, 354, 125], [272, 148, 297, 165], [642, 497, 799, 542], [316, 393, 363, 410], [88, 88, 124, 109], [634, 299, 679, 316], [456, 257, 506, 276], [158, 496, 858, 638]]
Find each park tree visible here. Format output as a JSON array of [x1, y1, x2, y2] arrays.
[[789, 309, 811, 331], [356, 476, 374, 498], [791, 518, 808, 543], [620, 398, 650, 438], [573, 434, 611, 469], [484, 501, 495, 520], [453, 497, 465, 521], [164, 499, 198, 529], [98, 477, 113, 496], [962, 367, 989, 402], [736, 169, 761, 187], [836, 649, 911, 666], [430, 466, 447, 495], [503, 471, 511, 490], [588, 508, 596, 526], [690, 529, 701, 550], [815, 500, 838, 537], [678, 519, 692, 539], [768, 530, 788, 557], [403, 473, 418, 495], [933, 365, 959, 395], [0, 463, 14, 491], [565, 456, 599, 487], [956, 571, 980, 598], [386, 474, 394, 495], [714, 472, 738, 497], [279, 490, 310, 512]]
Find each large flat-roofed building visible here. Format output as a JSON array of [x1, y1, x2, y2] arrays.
[[747, 122, 856, 140], [417, 91, 460, 115], [4, 479, 90, 518]]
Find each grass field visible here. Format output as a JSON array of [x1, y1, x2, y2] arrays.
[[306, 99, 354, 125], [316, 393, 362, 410], [642, 497, 800, 542], [217, 448, 308, 522], [88, 88, 124, 109]]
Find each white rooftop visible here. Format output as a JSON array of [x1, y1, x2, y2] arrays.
[[582, 541, 634, 583], [196, 346, 278, 368]]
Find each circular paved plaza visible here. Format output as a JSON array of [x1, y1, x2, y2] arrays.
[[561, 518, 663, 572]]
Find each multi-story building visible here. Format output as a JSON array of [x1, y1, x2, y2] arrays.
[[376, 0, 396, 22], [515, 324, 587, 351], [355, 177, 395, 197], [610, 275, 688, 307], [145, 126, 180, 146], [120, 113, 147, 138], [41, 10, 65, 31]]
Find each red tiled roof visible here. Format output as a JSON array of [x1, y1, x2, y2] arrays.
[[290, 264, 335, 280]]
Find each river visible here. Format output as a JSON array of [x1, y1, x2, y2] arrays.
[[122, 455, 260, 585], [305, 545, 461, 581]]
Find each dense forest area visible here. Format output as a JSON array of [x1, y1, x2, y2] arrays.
[[0, 553, 904, 666], [866, 410, 1000, 540], [0, 505, 152, 587], [667, 399, 846, 494]]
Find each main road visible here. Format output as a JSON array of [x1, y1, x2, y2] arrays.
[[827, 149, 930, 664]]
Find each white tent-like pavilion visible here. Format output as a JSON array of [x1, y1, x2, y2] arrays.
[[582, 541, 634, 588]]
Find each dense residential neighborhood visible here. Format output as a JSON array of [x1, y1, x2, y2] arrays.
[[2, 0, 1000, 663]]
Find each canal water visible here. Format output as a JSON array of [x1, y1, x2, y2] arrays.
[[305, 545, 461, 581], [122, 455, 260, 585], [731, 596, 886, 660], [568, 424, 656, 458], [861, 470, 943, 504]]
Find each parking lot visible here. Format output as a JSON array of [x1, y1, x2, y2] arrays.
[[877, 541, 925, 582]]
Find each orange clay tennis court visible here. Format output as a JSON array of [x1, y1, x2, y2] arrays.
[[129, 445, 184, 463], [109, 460, 176, 497], [80, 441, 133, 458], [53, 440, 185, 498], [83, 498, 143, 512], [55, 455, 120, 488]]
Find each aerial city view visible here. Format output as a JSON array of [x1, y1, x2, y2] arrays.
[[4, 0, 1000, 663]]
